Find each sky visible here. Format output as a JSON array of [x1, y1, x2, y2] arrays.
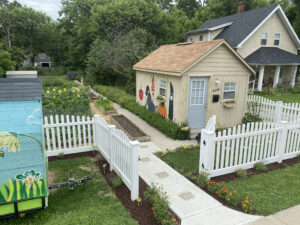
[[11, 0, 62, 20]]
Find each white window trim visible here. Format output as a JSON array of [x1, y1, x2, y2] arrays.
[[190, 80, 206, 106], [274, 33, 280, 45], [261, 32, 268, 45], [223, 82, 237, 100], [160, 80, 166, 97]]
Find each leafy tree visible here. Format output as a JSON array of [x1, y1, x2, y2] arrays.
[[176, 0, 200, 18], [0, 47, 15, 75]]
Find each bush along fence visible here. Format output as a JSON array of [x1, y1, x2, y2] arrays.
[[200, 115, 300, 177], [247, 95, 300, 123], [43, 114, 139, 200]]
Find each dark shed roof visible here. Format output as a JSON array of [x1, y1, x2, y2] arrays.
[[0, 78, 42, 102], [34, 53, 51, 62], [245, 47, 300, 65], [187, 4, 278, 47]]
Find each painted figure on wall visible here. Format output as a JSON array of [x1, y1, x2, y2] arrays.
[[168, 82, 174, 121], [139, 89, 143, 100], [158, 102, 167, 120], [145, 85, 155, 112]]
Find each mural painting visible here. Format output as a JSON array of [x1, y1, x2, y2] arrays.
[[145, 85, 155, 112], [139, 89, 144, 100], [168, 82, 174, 121], [158, 102, 167, 119], [0, 132, 47, 204]]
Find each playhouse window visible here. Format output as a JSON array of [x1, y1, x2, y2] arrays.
[[274, 33, 280, 45], [223, 82, 236, 100], [199, 35, 203, 41], [190, 80, 205, 105], [160, 80, 166, 96]]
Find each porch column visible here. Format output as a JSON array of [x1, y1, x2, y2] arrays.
[[273, 65, 281, 88], [257, 65, 264, 91], [290, 65, 298, 88]]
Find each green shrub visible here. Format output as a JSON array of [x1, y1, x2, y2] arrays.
[[96, 99, 113, 111], [242, 112, 263, 124], [111, 176, 123, 190], [93, 85, 183, 139], [297, 153, 300, 158], [235, 169, 247, 178], [189, 171, 209, 188], [254, 162, 268, 172]]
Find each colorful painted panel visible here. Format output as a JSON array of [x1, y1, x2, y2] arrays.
[[0, 101, 47, 206]]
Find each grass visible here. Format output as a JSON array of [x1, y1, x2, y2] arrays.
[[40, 76, 77, 89], [0, 157, 137, 225], [256, 85, 300, 103], [159, 147, 300, 216], [96, 99, 114, 111]]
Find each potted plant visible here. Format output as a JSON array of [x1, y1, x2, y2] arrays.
[[180, 126, 190, 140]]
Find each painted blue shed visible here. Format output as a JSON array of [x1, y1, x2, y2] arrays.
[[0, 78, 48, 218]]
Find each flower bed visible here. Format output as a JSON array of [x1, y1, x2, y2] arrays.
[[95, 99, 117, 115], [43, 87, 91, 116]]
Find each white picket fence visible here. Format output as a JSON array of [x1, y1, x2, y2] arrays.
[[247, 95, 300, 123], [200, 116, 300, 177], [43, 114, 139, 200]]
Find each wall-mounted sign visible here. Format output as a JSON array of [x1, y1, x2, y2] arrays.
[[213, 88, 220, 93]]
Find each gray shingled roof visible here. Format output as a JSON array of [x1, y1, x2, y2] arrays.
[[245, 47, 300, 65], [34, 53, 51, 63], [187, 4, 278, 47], [0, 78, 42, 102]]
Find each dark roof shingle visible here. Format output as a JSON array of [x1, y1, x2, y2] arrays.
[[188, 4, 279, 47], [245, 47, 300, 65], [0, 78, 42, 102]]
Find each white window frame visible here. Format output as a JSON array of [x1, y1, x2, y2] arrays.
[[274, 33, 280, 45], [261, 32, 268, 45], [223, 82, 236, 100], [160, 80, 166, 97], [199, 35, 203, 41], [190, 80, 206, 106]]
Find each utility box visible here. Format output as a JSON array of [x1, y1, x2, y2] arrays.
[[0, 78, 48, 218]]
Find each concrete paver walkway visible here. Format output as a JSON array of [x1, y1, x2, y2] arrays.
[[250, 204, 300, 225], [139, 142, 261, 225]]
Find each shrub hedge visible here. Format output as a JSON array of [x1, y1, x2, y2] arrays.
[[93, 85, 183, 140]]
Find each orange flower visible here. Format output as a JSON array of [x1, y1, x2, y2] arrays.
[[244, 210, 248, 213], [217, 183, 220, 186], [213, 182, 216, 184], [216, 191, 218, 194], [163, 219, 166, 223], [250, 200, 253, 202], [250, 207, 252, 210], [229, 193, 232, 196], [172, 218, 177, 222], [245, 200, 248, 204], [152, 208, 155, 211], [245, 197, 248, 200], [243, 204, 247, 207], [207, 182, 210, 185], [227, 198, 230, 201], [224, 190, 228, 194], [233, 190, 237, 194]]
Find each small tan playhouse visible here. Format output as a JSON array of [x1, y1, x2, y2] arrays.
[[133, 40, 255, 130]]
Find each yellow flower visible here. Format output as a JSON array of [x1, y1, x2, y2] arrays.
[[58, 90, 62, 94], [77, 94, 80, 98], [63, 88, 66, 92], [72, 89, 75, 93], [77, 88, 80, 92], [53, 96, 56, 99], [46, 90, 50, 95], [53, 88, 56, 92]]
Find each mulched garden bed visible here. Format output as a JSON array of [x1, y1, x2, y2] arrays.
[[50, 151, 179, 225], [211, 156, 300, 183], [111, 114, 151, 142]]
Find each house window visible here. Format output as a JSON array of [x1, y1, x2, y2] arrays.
[[190, 37, 193, 42], [223, 82, 236, 100], [274, 33, 280, 46], [190, 80, 205, 105], [199, 35, 203, 41], [160, 80, 166, 96], [261, 32, 268, 45]]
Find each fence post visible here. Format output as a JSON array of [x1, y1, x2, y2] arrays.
[[199, 129, 216, 175], [275, 121, 288, 163], [130, 140, 139, 201], [108, 124, 116, 171], [92, 115, 99, 147], [274, 101, 283, 123]]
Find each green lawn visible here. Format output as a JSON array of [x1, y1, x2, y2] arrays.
[[0, 157, 137, 225], [159, 148, 300, 215], [257, 92, 300, 103]]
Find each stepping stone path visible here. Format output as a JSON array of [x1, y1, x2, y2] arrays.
[[139, 142, 261, 225]]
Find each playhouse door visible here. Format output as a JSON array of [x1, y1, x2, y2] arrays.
[[188, 77, 208, 129]]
